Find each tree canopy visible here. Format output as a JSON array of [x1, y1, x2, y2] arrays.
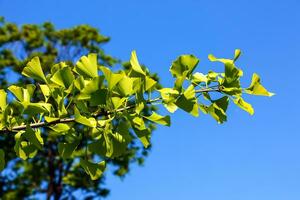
[[0, 17, 273, 199]]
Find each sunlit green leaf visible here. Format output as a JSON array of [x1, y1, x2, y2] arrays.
[[8, 84, 36, 102], [74, 107, 96, 127], [50, 66, 74, 88], [74, 53, 98, 78], [100, 66, 123, 90], [118, 76, 133, 96], [130, 50, 146, 76], [175, 85, 199, 117], [245, 73, 274, 96], [170, 54, 199, 78], [22, 57, 47, 83], [49, 124, 70, 133], [233, 97, 254, 115], [0, 90, 7, 111], [144, 112, 170, 126]]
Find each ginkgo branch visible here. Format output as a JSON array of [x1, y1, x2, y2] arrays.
[[0, 87, 221, 133]]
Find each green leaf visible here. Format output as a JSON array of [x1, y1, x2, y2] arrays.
[[143, 112, 171, 126], [74, 53, 98, 78], [111, 97, 126, 109], [130, 50, 146, 76], [234, 49, 241, 62], [133, 128, 151, 148], [0, 90, 7, 111], [175, 85, 199, 117], [163, 102, 178, 113], [50, 66, 74, 88], [39, 84, 50, 100], [191, 72, 208, 85], [100, 67, 123, 90], [129, 115, 151, 148], [23, 102, 52, 115], [159, 88, 179, 112], [118, 76, 133, 96], [233, 97, 254, 115], [0, 149, 5, 171], [208, 54, 232, 64], [170, 54, 199, 79], [77, 77, 103, 100], [49, 124, 70, 133], [23, 126, 44, 150], [8, 84, 36, 102], [145, 76, 157, 91], [245, 73, 274, 96], [88, 131, 128, 158], [74, 107, 96, 127], [44, 116, 59, 123], [14, 131, 38, 160], [80, 159, 106, 180], [58, 141, 79, 160], [208, 96, 229, 123], [22, 57, 47, 83], [89, 89, 108, 106]]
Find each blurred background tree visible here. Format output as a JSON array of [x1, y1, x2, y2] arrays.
[[0, 16, 158, 199]]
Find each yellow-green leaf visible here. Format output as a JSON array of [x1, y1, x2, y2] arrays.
[[22, 57, 47, 83], [100, 67, 123, 90], [50, 66, 74, 88], [143, 112, 171, 126], [74, 53, 98, 78], [245, 73, 274, 96], [74, 107, 96, 127], [0, 90, 7, 111], [130, 50, 146, 76], [233, 97, 254, 115]]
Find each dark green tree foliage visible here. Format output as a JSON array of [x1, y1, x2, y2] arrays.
[[0, 17, 273, 199]]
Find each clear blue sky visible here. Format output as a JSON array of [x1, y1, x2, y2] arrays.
[[1, 0, 300, 199]]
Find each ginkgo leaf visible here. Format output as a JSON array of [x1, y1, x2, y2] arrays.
[[50, 66, 74, 88], [8, 84, 36, 102], [74, 53, 98, 78], [74, 107, 96, 127], [233, 49, 241, 62], [245, 73, 274, 96], [58, 141, 79, 160], [100, 66, 123, 90], [191, 72, 208, 85], [118, 76, 133, 96], [130, 50, 146, 76], [233, 97, 254, 115], [23, 126, 44, 150], [80, 159, 106, 180], [170, 54, 199, 79], [49, 124, 70, 133], [207, 96, 229, 124], [145, 76, 157, 91], [0, 90, 7, 111], [22, 57, 47, 83], [175, 85, 199, 117], [143, 112, 171, 126]]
